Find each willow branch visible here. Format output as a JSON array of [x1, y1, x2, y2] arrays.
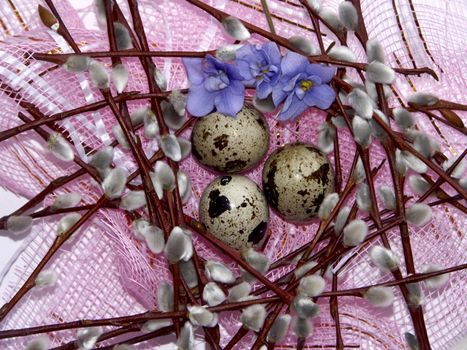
[[0, 296, 282, 339], [0, 197, 108, 322]]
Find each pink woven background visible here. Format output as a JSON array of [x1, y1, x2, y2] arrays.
[[0, 0, 465, 348]]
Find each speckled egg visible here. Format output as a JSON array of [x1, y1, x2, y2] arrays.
[[199, 175, 269, 251], [191, 104, 269, 173], [262, 142, 335, 223]]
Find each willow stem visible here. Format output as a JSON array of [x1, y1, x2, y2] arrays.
[[0, 296, 282, 339], [0, 197, 108, 322], [33, 50, 437, 80], [320, 263, 467, 297]]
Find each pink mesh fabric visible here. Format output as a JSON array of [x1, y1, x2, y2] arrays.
[[0, 0, 465, 349]]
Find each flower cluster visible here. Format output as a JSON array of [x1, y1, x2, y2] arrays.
[[182, 42, 336, 121]]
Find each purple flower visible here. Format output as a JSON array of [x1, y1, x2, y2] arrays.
[[182, 55, 245, 117], [272, 51, 336, 121], [235, 42, 281, 99]]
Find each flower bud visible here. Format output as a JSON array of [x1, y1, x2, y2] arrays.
[[364, 286, 394, 307], [89, 60, 109, 89], [203, 282, 226, 306], [205, 261, 236, 284], [102, 167, 128, 199], [111, 63, 129, 93], [222, 16, 251, 41], [241, 304, 266, 332], [48, 133, 74, 161], [35, 269, 58, 288], [76, 327, 103, 349], [6, 215, 32, 235]]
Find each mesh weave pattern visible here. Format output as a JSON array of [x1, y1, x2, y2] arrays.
[[0, 0, 465, 349]]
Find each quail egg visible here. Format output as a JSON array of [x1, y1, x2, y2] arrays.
[[199, 175, 269, 250], [191, 104, 269, 173], [262, 142, 334, 223]]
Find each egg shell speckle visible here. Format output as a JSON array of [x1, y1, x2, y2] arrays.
[[191, 104, 269, 173], [262, 142, 335, 223], [199, 175, 269, 251]]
